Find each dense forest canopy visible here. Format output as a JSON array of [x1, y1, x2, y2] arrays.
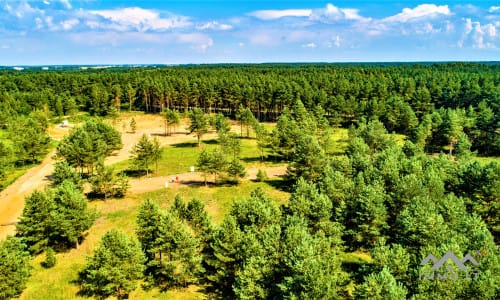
[[1, 63, 499, 155]]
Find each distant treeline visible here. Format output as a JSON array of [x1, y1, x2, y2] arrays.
[[0, 63, 498, 153]]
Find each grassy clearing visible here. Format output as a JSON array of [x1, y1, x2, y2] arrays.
[[327, 128, 349, 155], [112, 127, 352, 178], [142, 179, 289, 223], [112, 137, 285, 178]]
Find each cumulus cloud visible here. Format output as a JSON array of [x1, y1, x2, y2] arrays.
[[61, 18, 79, 30], [69, 31, 213, 52], [327, 35, 341, 48], [197, 21, 232, 31], [176, 33, 214, 52], [60, 0, 72, 10], [301, 42, 317, 48], [89, 7, 192, 31], [489, 6, 500, 13], [384, 4, 450, 23], [458, 18, 497, 49], [248, 3, 368, 23], [248, 9, 311, 20], [311, 4, 368, 22], [5, 2, 43, 18]]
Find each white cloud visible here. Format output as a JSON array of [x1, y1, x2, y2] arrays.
[[327, 35, 341, 48], [45, 16, 54, 29], [384, 4, 450, 23], [239, 42, 245, 48], [197, 21, 232, 31], [69, 31, 213, 52], [489, 6, 500, 13], [60, 0, 72, 10], [445, 21, 454, 33], [43, 1, 51, 5], [61, 18, 79, 30], [483, 24, 496, 37], [301, 42, 317, 48], [35, 17, 43, 29], [177, 33, 214, 52], [90, 7, 191, 31], [248, 9, 311, 20], [6, 2, 43, 18], [248, 3, 369, 24], [458, 18, 497, 49], [311, 4, 368, 22], [1, 45, 10, 49]]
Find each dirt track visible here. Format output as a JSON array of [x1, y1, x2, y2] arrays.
[[0, 114, 283, 240], [128, 166, 287, 194]]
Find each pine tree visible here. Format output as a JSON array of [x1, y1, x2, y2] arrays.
[[288, 178, 332, 228], [163, 108, 180, 136], [151, 137, 163, 175], [16, 181, 96, 253], [52, 161, 82, 189], [196, 147, 227, 184], [130, 117, 137, 133], [146, 211, 204, 289], [130, 134, 155, 176], [50, 181, 96, 248], [287, 135, 327, 182], [188, 108, 209, 146], [354, 268, 408, 300], [236, 106, 256, 137], [454, 132, 473, 160], [79, 230, 145, 299], [212, 113, 230, 136], [0, 237, 32, 300], [136, 199, 163, 261], [16, 190, 55, 253], [278, 217, 347, 299], [42, 247, 56, 268], [205, 216, 244, 298], [254, 124, 270, 160], [56, 119, 122, 175]]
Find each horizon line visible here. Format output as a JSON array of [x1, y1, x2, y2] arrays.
[[2, 60, 500, 68]]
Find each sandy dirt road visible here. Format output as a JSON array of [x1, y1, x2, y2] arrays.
[[0, 114, 280, 240], [128, 165, 288, 194], [0, 150, 57, 238], [0, 114, 197, 239]]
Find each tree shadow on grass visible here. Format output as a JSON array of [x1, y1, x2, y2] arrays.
[[150, 133, 166, 137], [258, 176, 294, 193], [201, 139, 219, 145], [171, 142, 198, 148], [119, 169, 149, 178], [240, 155, 285, 164], [179, 180, 207, 187]]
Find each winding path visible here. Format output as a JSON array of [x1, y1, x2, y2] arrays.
[[0, 150, 57, 238], [0, 115, 282, 240], [127, 165, 287, 194]]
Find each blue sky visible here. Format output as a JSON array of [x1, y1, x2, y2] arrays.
[[0, 1, 498, 65]]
